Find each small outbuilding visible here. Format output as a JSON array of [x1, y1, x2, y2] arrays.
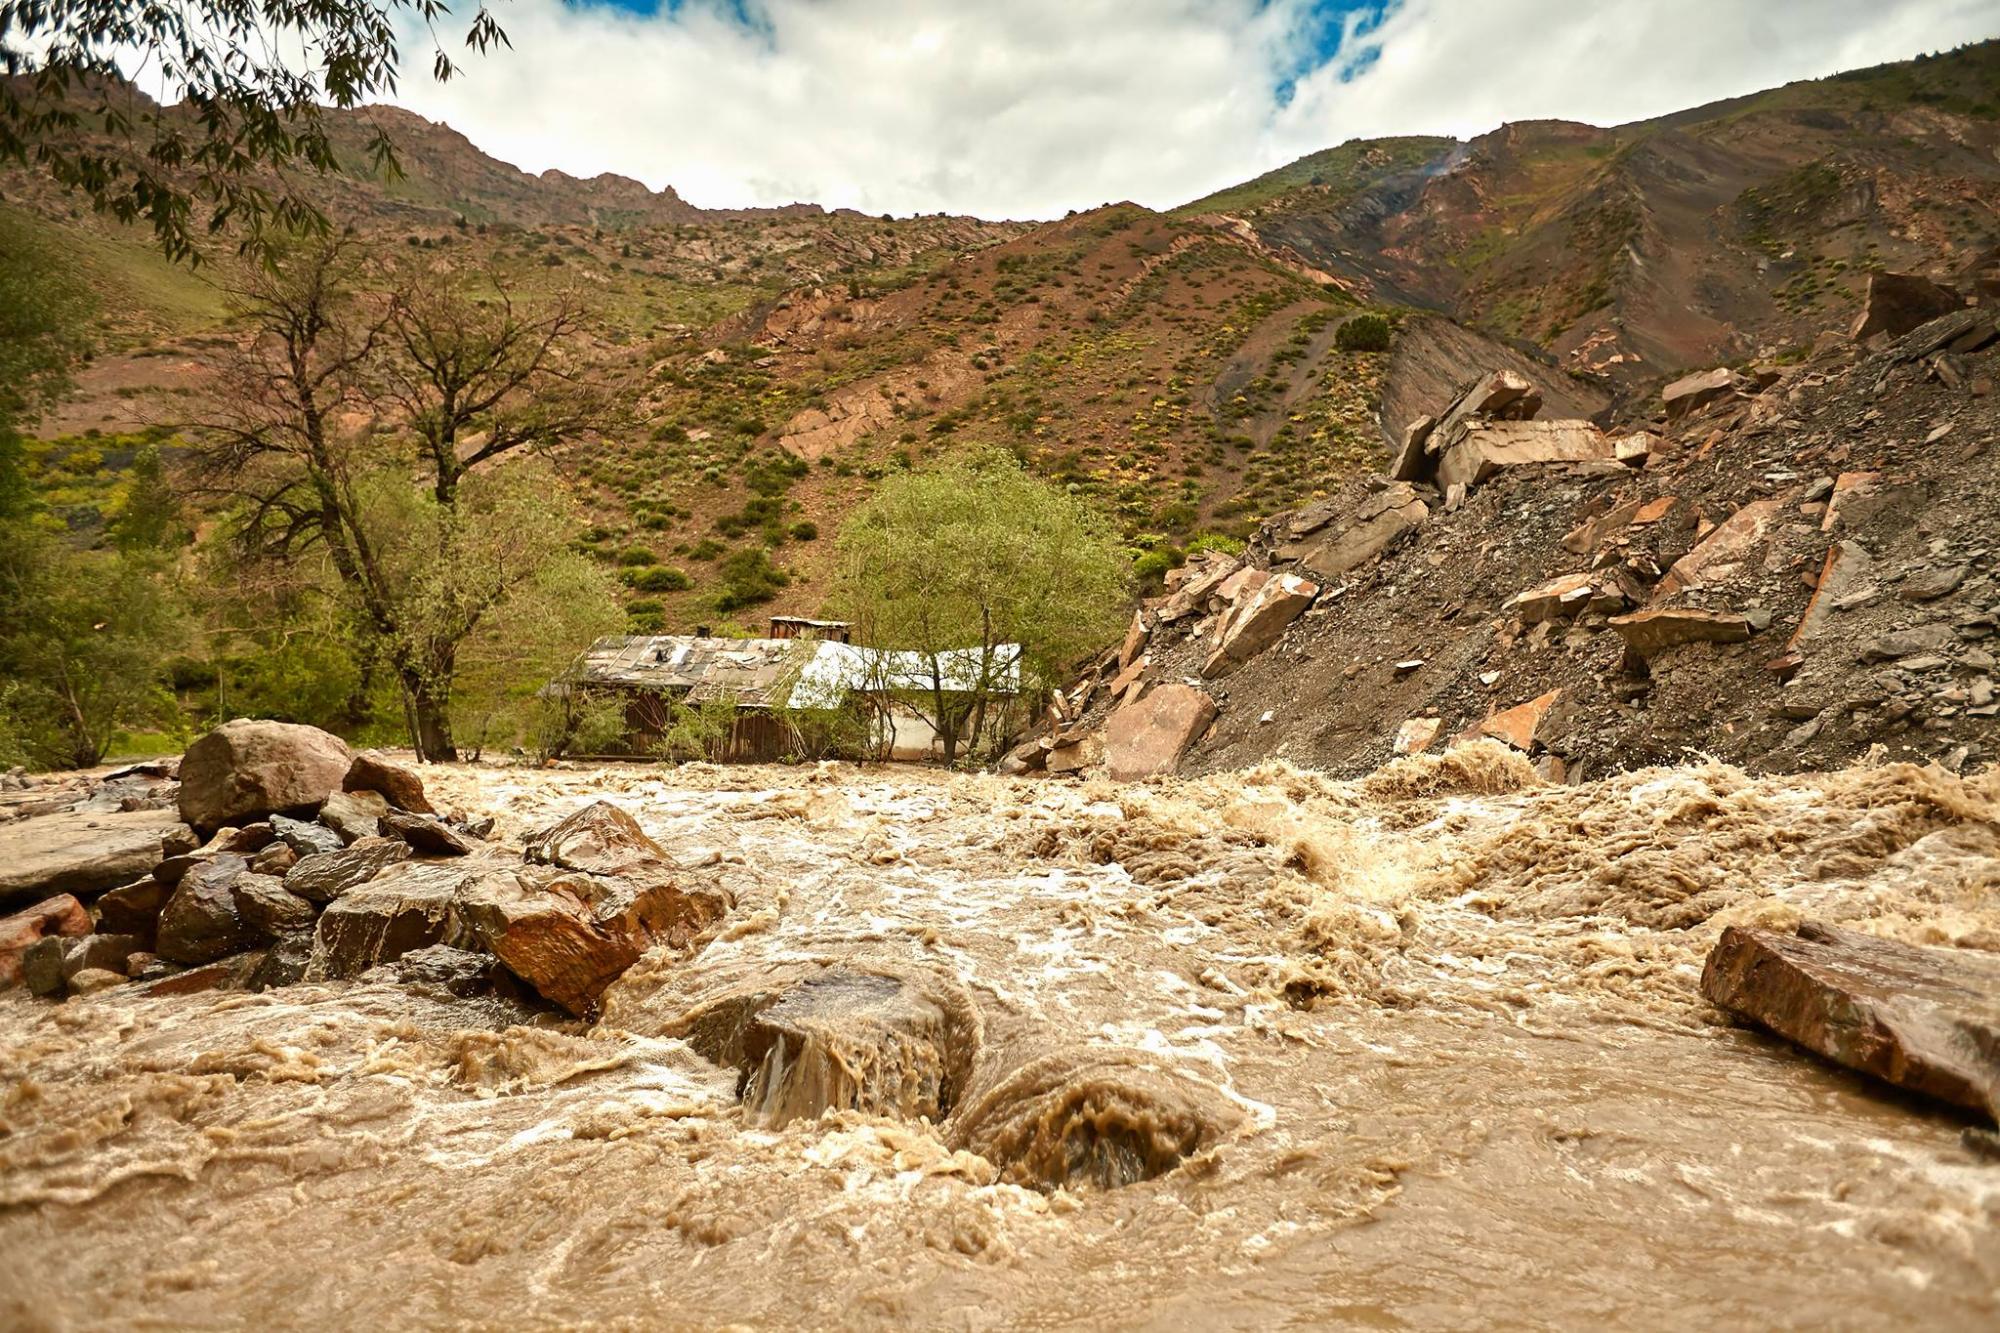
[[550, 619, 1021, 763]]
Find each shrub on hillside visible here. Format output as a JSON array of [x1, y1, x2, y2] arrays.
[[1335, 313, 1391, 352]]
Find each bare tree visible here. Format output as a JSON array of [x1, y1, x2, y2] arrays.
[[194, 239, 607, 760]]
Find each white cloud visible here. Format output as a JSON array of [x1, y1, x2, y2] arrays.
[[387, 0, 1999, 220]]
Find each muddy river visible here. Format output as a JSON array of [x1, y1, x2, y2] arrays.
[[3, 745, 1997, 1328]]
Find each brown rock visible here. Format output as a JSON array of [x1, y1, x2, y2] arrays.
[[1702, 922, 2000, 1119], [1153, 552, 1240, 622], [1102, 684, 1217, 782], [1819, 471, 1883, 534], [1561, 500, 1643, 555], [524, 802, 668, 877], [1662, 367, 1745, 421], [1393, 717, 1441, 755], [95, 878, 170, 940], [1474, 689, 1562, 752], [250, 842, 298, 876], [318, 789, 389, 844], [1045, 733, 1104, 774], [144, 954, 263, 997], [1657, 498, 1785, 596], [1505, 572, 1598, 623], [1612, 431, 1656, 466], [1849, 272, 1963, 341], [231, 873, 318, 935], [284, 836, 413, 904], [1434, 420, 1612, 493], [303, 861, 487, 980], [1202, 571, 1318, 677], [0, 894, 92, 988], [380, 810, 473, 857], [344, 752, 435, 814], [1116, 613, 1149, 671], [1284, 483, 1428, 580], [459, 866, 733, 1016], [68, 968, 126, 996], [156, 856, 259, 965], [1428, 369, 1542, 457], [0, 806, 190, 909], [1608, 608, 1755, 659], [177, 719, 354, 832], [1387, 412, 1436, 482]]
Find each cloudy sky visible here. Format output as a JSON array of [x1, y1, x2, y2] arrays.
[[389, 0, 1997, 219]]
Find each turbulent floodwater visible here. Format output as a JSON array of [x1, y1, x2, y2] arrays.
[[4, 746, 1999, 1329]]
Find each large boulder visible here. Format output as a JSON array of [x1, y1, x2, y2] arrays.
[[177, 720, 354, 832], [156, 855, 260, 964], [524, 802, 669, 877], [284, 837, 413, 904], [1202, 572, 1318, 677], [303, 861, 486, 981], [344, 752, 434, 814], [459, 866, 733, 1016], [1849, 272, 1962, 342], [1426, 369, 1542, 461], [0, 807, 189, 909], [1280, 483, 1428, 581], [1702, 921, 2000, 1119], [1662, 367, 1747, 421], [1102, 685, 1217, 782], [0, 894, 92, 988], [1434, 420, 1612, 493], [1657, 499, 1786, 596]]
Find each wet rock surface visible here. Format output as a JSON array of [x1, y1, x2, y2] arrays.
[[1703, 921, 2000, 1120], [176, 720, 354, 832]]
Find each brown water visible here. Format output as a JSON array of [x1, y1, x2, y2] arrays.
[[4, 746, 1997, 1329]]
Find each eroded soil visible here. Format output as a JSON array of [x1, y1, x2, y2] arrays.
[[4, 748, 1998, 1329]]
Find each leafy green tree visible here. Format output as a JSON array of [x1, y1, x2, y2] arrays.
[[1, 0, 509, 262], [832, 452, 1130, 765], [193, 239, 615, 760], [0, 212, 185, 768]]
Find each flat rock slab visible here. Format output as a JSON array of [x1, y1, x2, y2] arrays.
[[0, 808, 185, 909], [1103, 684, 1217, 782], [1702, 921, 2000, 1120]]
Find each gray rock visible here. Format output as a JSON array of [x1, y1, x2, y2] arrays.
[[270, 814, 343, 858], [283, 837, 411, 904], [0, 806, 189, 910], [231, 873, 318, 935], [1901, 563, 1970, 602], [376, 944, 493, 997], [22, 936, 69, 997], [318, 790, 389, 844], [156, 855, 260, 964], [247, 932, 315, 991], [1860, 624, 1956, 663], [380, 810, 472, 857]]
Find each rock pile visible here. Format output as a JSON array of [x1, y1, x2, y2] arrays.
[[1014, 297, 2000, 782], [0, 724, 729, 1013]]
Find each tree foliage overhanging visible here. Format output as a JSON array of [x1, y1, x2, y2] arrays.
[[0, 0, 508, 262]]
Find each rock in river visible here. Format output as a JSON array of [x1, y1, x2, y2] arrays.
[[1702, 921, 2000, 1120]]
